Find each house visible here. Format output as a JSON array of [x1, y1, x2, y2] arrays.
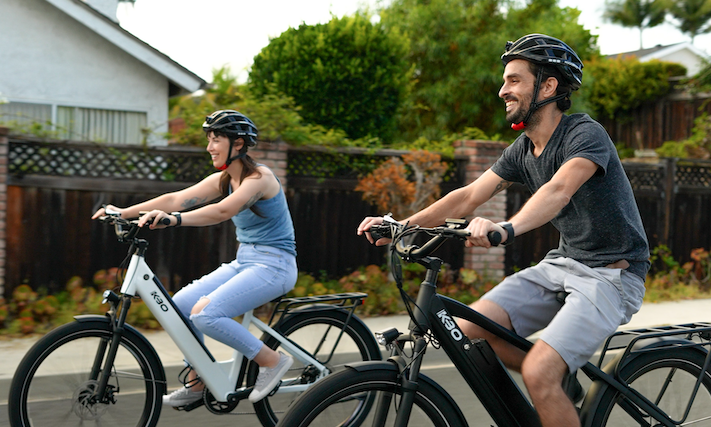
[[0, 0, 206, 145], [608, 42, 709, 77]]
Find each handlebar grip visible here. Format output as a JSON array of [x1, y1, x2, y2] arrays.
[[160, 217, 171, 226], [488, 231, 502, 247], [369, 225, 392, 241]]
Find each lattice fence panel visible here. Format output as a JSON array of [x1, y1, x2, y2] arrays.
[[287, 149, 463, 183], [625, 163, 665, 192], [677, 161, 711, 188], [9, 139, 214, 182]]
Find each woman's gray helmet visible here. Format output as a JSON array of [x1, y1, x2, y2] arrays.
[[203, 110, 258, 169]]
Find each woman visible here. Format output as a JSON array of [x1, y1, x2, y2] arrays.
[[92, 110, 297, 406]]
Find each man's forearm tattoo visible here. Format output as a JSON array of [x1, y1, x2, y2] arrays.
[[181, 197, 208, 209], [490, 180, 513, 198], [239, 192, 264, 212]]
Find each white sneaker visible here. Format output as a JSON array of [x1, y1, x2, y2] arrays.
[[249, 352, 294, 403], [162, 386, 203, 407]]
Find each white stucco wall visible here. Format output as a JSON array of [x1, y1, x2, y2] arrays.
[[1, 0, 170, 145], [660, 50, 703, 76]]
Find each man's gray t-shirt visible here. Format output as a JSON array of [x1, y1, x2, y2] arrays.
[[491, 113, 650, 280]]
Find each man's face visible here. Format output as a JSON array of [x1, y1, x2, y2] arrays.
[[498, 59, 536, 124]]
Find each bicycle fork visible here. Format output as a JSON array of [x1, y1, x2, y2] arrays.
[[89, 292, 131, 403]]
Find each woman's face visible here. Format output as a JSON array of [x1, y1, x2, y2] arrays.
[[206, 132, 242, 168]]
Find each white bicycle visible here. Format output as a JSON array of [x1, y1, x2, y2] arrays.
[[8, 213, 381, 427]]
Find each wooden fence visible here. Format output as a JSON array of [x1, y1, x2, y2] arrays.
[[5, 133, 709, 300], [598, 89, 711, 150], [505, 158, 711, 274], [2, 136, 474, 299]]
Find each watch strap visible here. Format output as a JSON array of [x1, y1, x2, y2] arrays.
[[496, 222, 514, 246]]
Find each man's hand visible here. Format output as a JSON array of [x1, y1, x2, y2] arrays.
[[465, 217, 507, 248], [356, 216, 391, 246]]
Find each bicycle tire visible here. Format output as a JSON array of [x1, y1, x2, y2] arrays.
[[585, 348, 711, 427], [8, 318, 166, 427], [277, 362, 468, 427], [247, 307, 382, 427]]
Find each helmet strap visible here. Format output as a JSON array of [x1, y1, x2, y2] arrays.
[[511, 69, 567, 131], [215, 138, 248, 170]]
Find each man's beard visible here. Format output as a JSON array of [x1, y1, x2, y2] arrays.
[[506, 95, 542, 129]]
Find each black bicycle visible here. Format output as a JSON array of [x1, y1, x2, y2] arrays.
[[276, 218, 711, 427]]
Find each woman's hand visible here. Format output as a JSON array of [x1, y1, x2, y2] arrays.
[[92, 204, 124, 220], [137, 210, 175, 229]]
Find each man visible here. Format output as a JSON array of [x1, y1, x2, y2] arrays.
[[357, 34, 649, 426]]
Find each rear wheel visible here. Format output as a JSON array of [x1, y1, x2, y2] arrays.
[[247, 308, 381, 427], [588, 349, 711, 426], [277, 364, 467, 427], [8, 320, 165, 427]]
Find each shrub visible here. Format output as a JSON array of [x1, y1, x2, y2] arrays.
[[249, 13, 412, 143], [584, 57, 687, 121]]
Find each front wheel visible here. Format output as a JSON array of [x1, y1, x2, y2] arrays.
[[8, 319, 166, 427], [247, 308, 382, 427], [277, 363, 468, 427], [586, 348, 711, 426]]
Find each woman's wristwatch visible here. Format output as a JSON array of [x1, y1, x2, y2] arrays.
[[171, 212, 182, 227]]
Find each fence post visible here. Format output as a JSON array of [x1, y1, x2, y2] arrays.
[[454, 140, 508, 280], [662, 157, 677, 247], [0, 127, 7, 297]]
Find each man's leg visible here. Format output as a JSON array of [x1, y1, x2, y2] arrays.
[[457, 299, 526, 371], [522, 340, 579, 427]]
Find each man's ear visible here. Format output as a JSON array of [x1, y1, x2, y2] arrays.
[[541, 76, 559, 98]]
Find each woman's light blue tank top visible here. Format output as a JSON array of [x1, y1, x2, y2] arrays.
[[230, 174, 296, 257]]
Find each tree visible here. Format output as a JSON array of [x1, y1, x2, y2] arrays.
[[249, 13, 412, 143], [167, 67, 347, 147], [669, 0, 711, 44], [603, 0, 668, 49], [355, 150, 447, 219], [379, 0, 597, 141]]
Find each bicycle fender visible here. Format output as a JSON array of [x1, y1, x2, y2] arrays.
[[579, 338, 706, 427], [73, 314, 167, 382]]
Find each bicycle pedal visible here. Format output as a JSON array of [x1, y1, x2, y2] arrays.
[[176, 398, 205, 412], [267, 380, 283, 397]]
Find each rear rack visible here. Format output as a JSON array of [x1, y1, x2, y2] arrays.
[[597, 322, 711, 368], [268, 292, 368, 326]]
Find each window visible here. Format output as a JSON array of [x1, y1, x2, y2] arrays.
[[0, 101, 53, 131], [0, 101, 147, 144], [57, 106, 147, 144]]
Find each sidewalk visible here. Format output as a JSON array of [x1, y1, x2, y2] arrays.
[[1, 298, 709, 383]]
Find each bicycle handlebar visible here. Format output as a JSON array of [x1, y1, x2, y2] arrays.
[[98, 214, 169, 243], [369, 218, 501, 263]]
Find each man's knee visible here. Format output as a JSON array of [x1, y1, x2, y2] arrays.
[[521, 341, 568, 393]]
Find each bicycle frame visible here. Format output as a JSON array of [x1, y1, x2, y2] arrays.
[[386, 251, 707, 427], [110, 241, 331, 403]]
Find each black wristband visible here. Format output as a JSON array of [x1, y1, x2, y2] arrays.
[[496, 222, 515, 246], [171, 212, 182, 227]]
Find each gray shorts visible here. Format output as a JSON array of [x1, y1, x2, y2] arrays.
[[482, 257, 645, 372]]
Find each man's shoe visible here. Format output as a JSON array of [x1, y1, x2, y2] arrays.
[[163, 386, 203, 407], [249, 352, 293, 403]]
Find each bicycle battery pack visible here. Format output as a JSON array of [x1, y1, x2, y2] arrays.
[[465, 338, 541, 426]]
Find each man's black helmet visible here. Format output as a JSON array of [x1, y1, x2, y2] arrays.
[[203, 110, 258, 147], [501, 34, 583, 91]]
